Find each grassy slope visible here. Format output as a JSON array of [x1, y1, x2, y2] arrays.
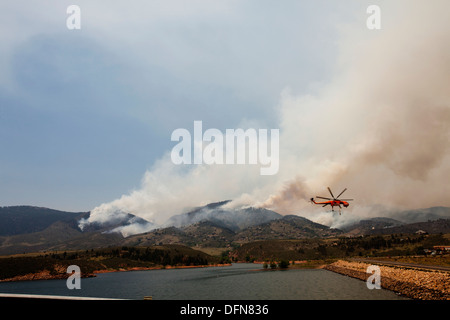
[[229, 233, 450, 263]]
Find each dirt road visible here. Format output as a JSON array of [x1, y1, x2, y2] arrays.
[[351, 258, 450, 272]]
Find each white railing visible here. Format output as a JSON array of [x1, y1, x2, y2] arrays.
[[0, 293, 128, 300]]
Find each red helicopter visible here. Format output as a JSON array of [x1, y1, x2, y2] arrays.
[[311, 187, 353, 215]]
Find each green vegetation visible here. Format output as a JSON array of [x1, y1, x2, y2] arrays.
[[2, 233, 449, 281], [0, 244, 220, 281], [261, 260, 289, 270], [230, 233, 450, 263], [278, 260, 289, 269]]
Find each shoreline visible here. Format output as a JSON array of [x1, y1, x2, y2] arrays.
[[0, 263, 232, 283], [93, 263, 232, 274], [4, 259, 449, 300], [323, 260, 450, 300]]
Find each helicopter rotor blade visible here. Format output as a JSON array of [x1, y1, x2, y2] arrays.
[[339, 199, 353, 201], [336, 188, 347, 199], [327, 187, 335, 199], [316, 196, 333, 200], [322, 204, 329, 207]]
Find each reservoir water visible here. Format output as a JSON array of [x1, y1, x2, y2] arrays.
[[0, 263, 407, 300]]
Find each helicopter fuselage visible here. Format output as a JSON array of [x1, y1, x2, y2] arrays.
[[311, 199, 349, 208]]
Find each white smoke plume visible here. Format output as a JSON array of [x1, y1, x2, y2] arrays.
[[86, 1, 450, 232], [262, 0, 450, 225]]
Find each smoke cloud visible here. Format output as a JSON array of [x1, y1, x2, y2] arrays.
[[87, 1, 450, 232]]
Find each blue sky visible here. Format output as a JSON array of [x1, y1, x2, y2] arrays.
[[0, 1, 362, 211]]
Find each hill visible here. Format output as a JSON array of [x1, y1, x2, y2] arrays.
[[164, 200, 282, 231], [341, 217, 405, 235], [1, 203, 449, 256], [0, 244, 221, 282], [0, 206, 83, 236], [0, 206, 150, 255], [125, 214, 342, 248], [230, 233, 450, 262], [392, 206, 450, 223], [342, 217, 450, 236], [124, 221, 236, 248], [234, 215, 342, 243], [369, 218, 450, 235]]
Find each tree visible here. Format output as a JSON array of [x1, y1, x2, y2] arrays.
[[317, 245, 327, 257]]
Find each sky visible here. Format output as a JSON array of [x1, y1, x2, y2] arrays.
[[1, 1, 450, 230]]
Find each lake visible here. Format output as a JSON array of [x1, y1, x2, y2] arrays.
[[0, 263, 407, 300]]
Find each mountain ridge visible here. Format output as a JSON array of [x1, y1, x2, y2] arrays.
[[1, 203, 449, 255], [164, 200, 282, 231], [0, 206, 84, 236], [124, 214, 342, 248]]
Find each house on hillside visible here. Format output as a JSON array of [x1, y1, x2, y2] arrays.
[[433, 246, 450, 254], [425, 245, 450, 255]]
